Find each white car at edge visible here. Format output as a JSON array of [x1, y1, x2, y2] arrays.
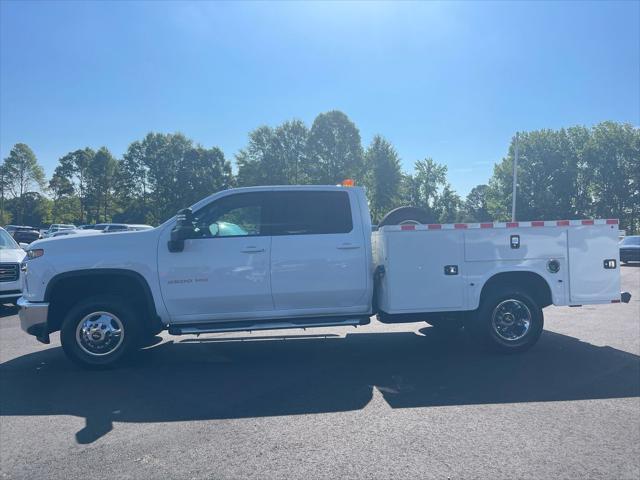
[[0, 227, 26, 305]]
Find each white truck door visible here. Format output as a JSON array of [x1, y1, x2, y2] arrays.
[[567, 224, 621, 303], [269, 190, 369, 313], [157, 192, 273, 321]]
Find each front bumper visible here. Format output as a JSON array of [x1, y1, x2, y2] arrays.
[[17, 297, 50, 344]]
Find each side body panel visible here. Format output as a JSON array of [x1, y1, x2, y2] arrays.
[[567, 225, 621, 303], [464, 227, 569, 309], [374, 220, 620, 314], [377, 230, 465, 312]]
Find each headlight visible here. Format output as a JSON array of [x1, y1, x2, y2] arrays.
[[26, 249, 44, 260]]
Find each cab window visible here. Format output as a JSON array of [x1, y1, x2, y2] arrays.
[[270, 191, 353, 235], [193, 192, 268, 238]]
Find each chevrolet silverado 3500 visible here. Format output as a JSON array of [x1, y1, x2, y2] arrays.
[[17, 185, 631, 368]]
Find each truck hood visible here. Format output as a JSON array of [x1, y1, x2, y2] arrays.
[[28, 228, 162, 263], [29, 229, 159, 254], [21, 227, 166, 303], [0, 247, 27, 263]]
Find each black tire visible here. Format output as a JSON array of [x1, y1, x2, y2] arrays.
[[470, 289, 543, 353], [60, 294, 140, 369], [378, 206, 431, 227]]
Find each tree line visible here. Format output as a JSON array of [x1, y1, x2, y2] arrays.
[[1, 111, 638, 233]]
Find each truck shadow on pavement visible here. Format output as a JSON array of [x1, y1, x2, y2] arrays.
[[0, 305, 18, 318], [1, 328, 638, 444]]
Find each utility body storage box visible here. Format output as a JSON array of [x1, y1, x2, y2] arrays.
[[373, 219, 621, 314]]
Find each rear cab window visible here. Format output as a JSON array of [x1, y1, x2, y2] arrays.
[[269, 191, 353, 236]]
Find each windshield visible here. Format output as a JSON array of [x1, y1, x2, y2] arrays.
[[621, 236, 640, 245], [0, 229, 19, 249]]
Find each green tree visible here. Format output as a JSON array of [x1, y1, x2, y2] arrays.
[[236, 120, 310, 187], [462, 184, 491, 222], [115, 133, 232, 224], [398, 158, 460, 223], [0, 163, 10, 224], [1, 143, 46, 224], [86, 147, 118, 223], [236, 126, 287, 186], [54, 148, 95, 223], [484, 123, 639, 232], [274, 120, 311, 184], [49, 169, 79, 224], [178, 145, 232, 207], [307, 110, 364, 184], [5, 192, 52, 227], [485, 129, 581, 221], [363, 135, 402, 222], [115, 132, 189, 223], [114, 140, 150, 223], [434, 184, 462, 223], [583, 122, 639, 233]]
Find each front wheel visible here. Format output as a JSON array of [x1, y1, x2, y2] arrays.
[[60, 295, 139, 369], [470, 290, 543, 353]]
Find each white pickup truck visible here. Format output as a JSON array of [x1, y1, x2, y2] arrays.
[[18, 185, 631, 368]]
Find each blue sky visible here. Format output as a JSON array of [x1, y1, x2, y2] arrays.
[[1, 1, 638, 196]]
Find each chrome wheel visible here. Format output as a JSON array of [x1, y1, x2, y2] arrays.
[[75, 311, 125, 356], [491, 299, 532, 342]]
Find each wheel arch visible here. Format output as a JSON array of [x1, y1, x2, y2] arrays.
[[479, 270, 553, 309], [45, 269, 163, 335]]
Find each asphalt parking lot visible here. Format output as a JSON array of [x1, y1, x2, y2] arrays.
[[1, 266, 639, 480]]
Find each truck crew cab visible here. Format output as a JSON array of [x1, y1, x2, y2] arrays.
[[17, 185, 631, 368]]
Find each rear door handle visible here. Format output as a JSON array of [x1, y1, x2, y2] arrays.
[[337, 243, 361, 250], [241, 247, 265, 253]]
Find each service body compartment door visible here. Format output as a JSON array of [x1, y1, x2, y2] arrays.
[[464, 228, 567, 261], [568, 225, 620, 303], [383, 230, 465, 312]]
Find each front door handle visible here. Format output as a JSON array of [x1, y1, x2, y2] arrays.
[[241, 247, 265, 253], [337, 243, 361, 250]]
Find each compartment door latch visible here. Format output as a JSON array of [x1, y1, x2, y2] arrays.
[[444, 265, 459, 275]]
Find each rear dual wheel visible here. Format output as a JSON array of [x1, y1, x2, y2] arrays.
[[470, 289, 544, 353]]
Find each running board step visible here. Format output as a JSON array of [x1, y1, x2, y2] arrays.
[[168, 316, 371, 336]]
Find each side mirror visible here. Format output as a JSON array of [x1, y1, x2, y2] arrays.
[[168, 208, 194, 253]]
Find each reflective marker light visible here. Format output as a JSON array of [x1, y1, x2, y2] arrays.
[[341, 179, 355, 187]]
